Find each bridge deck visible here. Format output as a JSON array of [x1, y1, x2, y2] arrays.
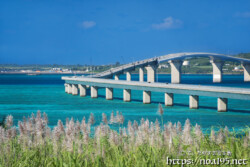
[[62, 76, 250, 100], [89, 52, 250, 78]]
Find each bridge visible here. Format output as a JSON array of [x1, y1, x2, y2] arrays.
[[90, 52, 250, 83], [62, 52, 250, 112]]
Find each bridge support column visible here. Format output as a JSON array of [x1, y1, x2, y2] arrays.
[[189, 95, 199, 109], [72, 84, 78, 95], [123, 89, 131, 102], [143, 91, 151, 104], [114, 74, 120, 80], [146, 65, 157, 82], [126, 71, 131, 81], [78, 84, 86, 97], [218, 98, 227, 112], [106, 88, 113, 100], [169, 60, 183, 84], [139, 67, 144, 82], [91, 86, 98, 98], [67, 84, 72, 94], [64, 84, 68, 93], [210, 60, 224, 83], [242, 63, 250, 82], [165, 93, 173, 106]]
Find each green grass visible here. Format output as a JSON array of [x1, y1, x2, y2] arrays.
[[0, 111, 249, 167]]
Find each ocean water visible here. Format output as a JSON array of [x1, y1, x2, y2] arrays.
[[0, 74, 249, 131]]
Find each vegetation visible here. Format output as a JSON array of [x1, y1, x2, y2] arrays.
[[0, 108, 249, 166]]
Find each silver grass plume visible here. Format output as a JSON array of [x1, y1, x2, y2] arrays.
[[155, 119, 160, 135], [102, 113, 108, 124], [80, 117, 87, 133], [210, 129, 216, 142], [52, 127, 61, 153], [119, 112, 124, 124], [177, 121, 182, 133], [150, 122, 154, 134], [135, 130, 144, 146], [243, 137, 248, 148], [140, 118, 145, 125], [64, 118, 75, 151], [224, 126, 229, 137], [6, 115, 13, 129], [169, 133, 173, 151], [122, 127, 127, 137], [43, 112, 48, 124], [158, 103, 164, 115], [0, 127, 6, 143], [66, 118, 69, 127], [115, 111, 120, 123], [167, 122, 173, 131], [133, 120, 138, 131], [243, 131, 249, 148], [194, 123, 203, 140], [11, 127, 17, 138], [75, 120, 81, 136], [36, 110, 41, 122], [109, 111, 115, 124], [35, 118, 45, 145], [31, 113, 36, 125], [57, 120, 65, 135], [182, 119, 193, 145], [109, 130, 118, 145], [216, 129, 225, 144], [88, 113, 95, 125]]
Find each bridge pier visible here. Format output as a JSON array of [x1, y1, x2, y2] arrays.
[[139, 67, 144, 82], [242, 63, 250, 82], [146, 65, 157, 82], [114, 74, 120, 80], [64, 84, 68, 93], [78, 84, 86, 97], [169, 60, 183, 84], [91, 86, 98, 98], [106, 87, 113, 100], [143, 91, 151, 104], [189, 95, 199, 109], [210, 60, 224, 83], [126, 71, 131, 81], [67, 84, 72, 94], [72, 84, 78, 95], [165, 93, 173, 106], [218, 97, 228, 112], [123, 89, 131, 102]]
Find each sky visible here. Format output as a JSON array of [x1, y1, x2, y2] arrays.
[[0, 0, 250, 65]]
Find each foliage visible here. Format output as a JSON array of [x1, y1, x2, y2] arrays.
[[0, 111, 249, 166]]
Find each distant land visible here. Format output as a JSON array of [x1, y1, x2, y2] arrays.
[[0, 53, 250, 75]]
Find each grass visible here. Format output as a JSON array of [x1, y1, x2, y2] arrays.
[[0, 110, 249, 167]]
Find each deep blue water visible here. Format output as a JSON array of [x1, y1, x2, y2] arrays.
[[0, 74, 249, 131]]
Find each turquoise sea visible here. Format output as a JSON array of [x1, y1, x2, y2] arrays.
[[0, 74, 249, 131]]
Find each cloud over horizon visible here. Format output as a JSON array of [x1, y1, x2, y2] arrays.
[[81, 21, 96, 29], [152, 17, 183, 30]]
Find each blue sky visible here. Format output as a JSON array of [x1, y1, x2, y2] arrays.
[[0, 0, 250, 65]]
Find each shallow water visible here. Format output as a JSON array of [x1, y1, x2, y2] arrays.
[[0, 74, 249, 131]]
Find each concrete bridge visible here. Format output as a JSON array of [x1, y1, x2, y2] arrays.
[[62, 77, 250, 112], [90, 52, 250, 83], [62, 52, 250, 112]]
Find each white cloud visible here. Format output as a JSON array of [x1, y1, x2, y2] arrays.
[[234, 12, 250, 18], [81, 21, 96, 29], [152, 17, 183, 30]]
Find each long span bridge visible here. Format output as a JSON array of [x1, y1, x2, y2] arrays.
[[62, 52, 250, 112]]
